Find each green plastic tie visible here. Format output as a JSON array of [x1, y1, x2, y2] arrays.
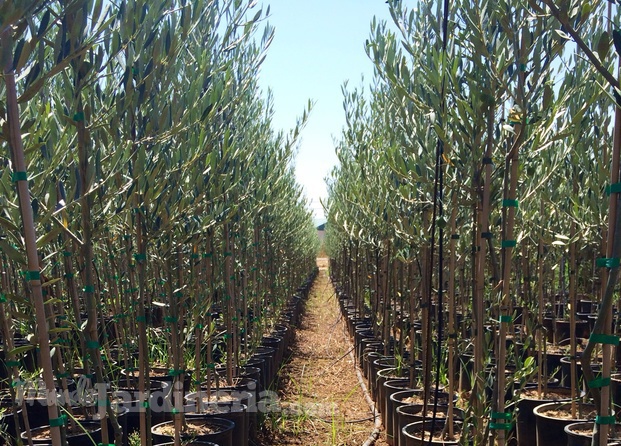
[[64, 273, 74, 279], [168, 369, 185, 377], [142, 401, 149, 408], [502, 240, 517, 248], [502, 199, 519, 208], [164, 316, 178, 324], [136, 316, 147, 323], [190, 254, 199, 259], [223, 333, 232, 339], [11, 171, 28, 182], [5, 361, 19, 367], [596, 415, 616, 425], [499, 315, 513, 323], [83, 285, 95, 293], [451, 234, 460, 240], [491, 412, 512, 420], [49, 415, 67, 427], [133, 253, 146, 261], [23, 270, 40, 281], [0, 294, 7, 303], [224, 251, 232, 257], [62, 251, 72, 257], [87, 341, 99, 349], [588, 377, 611, 388], [589, 333, 620, 346], [73, 111, 85, 122], [203, 252, 213, 258], [596, 257, 621, 268], [171, 408, 180, 414], [97, 399, 108, 407], [193, 380, 202, 385], [196, 324, 204, 329], [54, 372, 70, 379], [10, 379, 24, 388], [206, 363, 216, 369], [606, 183, 621, 195], [489, 422, 512, 430]]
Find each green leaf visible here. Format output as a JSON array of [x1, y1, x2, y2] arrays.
[[7, 344, 35, 357]]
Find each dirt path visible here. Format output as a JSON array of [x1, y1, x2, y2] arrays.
[[259, 258, 389, 445]]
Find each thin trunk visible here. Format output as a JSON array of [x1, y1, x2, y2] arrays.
[[2, 31, 62, 446]]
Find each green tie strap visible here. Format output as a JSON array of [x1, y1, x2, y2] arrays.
[[23, 271, 40, 281], [49, 415, 67, 427], [589, 333, 620, 346], [502, 199, 519, 208], [491, 412, 511, 420], [588, 377, 611, 388], [596, 257, 621, 268], [596, 415, 616, 425], [606, 183, 621, 195], [502, 240, 517, 248], [11, 171, 28, 182]]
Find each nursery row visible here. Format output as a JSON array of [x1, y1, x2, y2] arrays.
[[0, 1, 319, 446], [0, 270, 317, 446], [324, 0, 621, 445]]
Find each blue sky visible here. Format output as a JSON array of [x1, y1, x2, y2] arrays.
[[257, 1, 396, 223]]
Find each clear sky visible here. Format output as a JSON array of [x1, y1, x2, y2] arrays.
[[257, 1, 396, 224]]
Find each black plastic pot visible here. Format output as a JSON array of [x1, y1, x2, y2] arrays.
[[402, 419, 461, 445], [514, 386, 572, 446], [154, 442, 218, 446], [115, 379, 172, 434], [377, 368, 409, 424], [252, 346, 276, 388], [185, 402, 248, 446], [22, 421, 101, 445], [533, 401, 595, 446], [72, 405, 129, 446], [396, 405, 462, 446], [565, 421, 621, 446], [151, 417, 234, 446], [382, 377, 411, 445]]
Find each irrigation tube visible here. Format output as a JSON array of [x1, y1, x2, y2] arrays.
[[346, 333, 382, 446]]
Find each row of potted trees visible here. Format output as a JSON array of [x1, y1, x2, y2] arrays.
[[0, 1, 320, 445], [324, 0, 621, 444]]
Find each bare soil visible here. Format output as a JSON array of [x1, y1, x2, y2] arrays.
[[154, 419, 221, 436], [257, 257, 389, 445]]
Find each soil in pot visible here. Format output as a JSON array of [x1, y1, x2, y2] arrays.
[[154, 442, 219, 446], [151, 417, 234, 446], [402, 419, 462, 446], [396, 405, 463, 446], [23, 420, 101, 445], [184, 402, 248, 446], [382, 377, 411, 445], [514, 386, 573, 446], [533, 401, 596, 446], [565, 422, 621, 446]]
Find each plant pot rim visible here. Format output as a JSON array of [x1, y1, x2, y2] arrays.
[[564, 421, 621, 439], [21, 420, 101, 440], [151, 416, 235, 437], [402, 419, 462, 445], [532, 401, 595, 422]]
